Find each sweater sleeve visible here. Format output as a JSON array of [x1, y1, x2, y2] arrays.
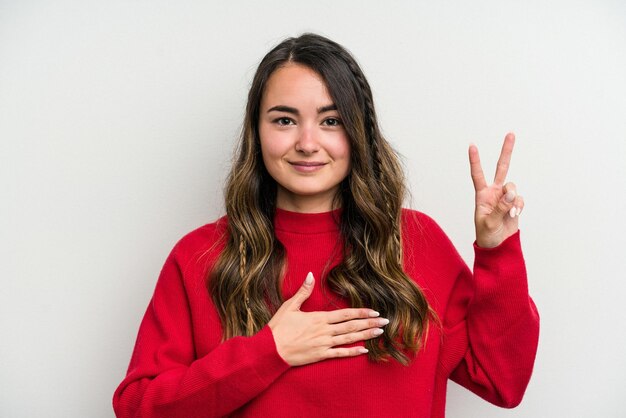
[[112, 245, 290, 418], [437, 231, 540, 408]]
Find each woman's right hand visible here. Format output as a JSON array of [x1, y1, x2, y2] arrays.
[[268, 272, 388, 366]]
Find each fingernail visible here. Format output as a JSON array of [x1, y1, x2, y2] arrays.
[[358, 347, 369, 354], [305, 272, 313, 285], [505, 190, 516, 203], [378, 318, 390, 326], [509, 207, 516, 218], [373, 328, 384, 336], [369, 311, 380, 317]]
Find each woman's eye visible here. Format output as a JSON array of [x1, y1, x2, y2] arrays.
[[275, 117, 294, 126], [323, 117, 342, 127]]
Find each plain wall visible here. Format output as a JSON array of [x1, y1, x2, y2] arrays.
[[2, 1, 625, 416]]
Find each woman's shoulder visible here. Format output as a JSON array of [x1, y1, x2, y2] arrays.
[[400, 208, 467, 287], [401, 208, 446, 237], [400, 208, 461, 256], [170, 215, 230, 265]]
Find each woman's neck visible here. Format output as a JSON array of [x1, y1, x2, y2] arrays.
[[275, 189, 340, 213]]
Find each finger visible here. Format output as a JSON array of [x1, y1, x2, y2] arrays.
[[492, 182, 517, 218], [325, 346, 370, 359], [469, 143, 487, 191], [517, 195, 524, 216], [505, 186, 523, 218], [324, 308, 380, 324], [494, 132, 515, 186], [330, 317, 389, 336], [503, 182, 517, 198], [331, 327, 384, 346], [512, 195, 524, 217], [288, 272, 315, 311]]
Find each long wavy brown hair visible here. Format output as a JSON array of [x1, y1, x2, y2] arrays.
[[209, 33, 433, 365]]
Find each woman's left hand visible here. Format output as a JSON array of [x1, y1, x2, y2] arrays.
[[469, 132, 524, 248]]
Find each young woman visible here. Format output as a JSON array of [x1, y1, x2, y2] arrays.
[[113, 33, 539, 418]]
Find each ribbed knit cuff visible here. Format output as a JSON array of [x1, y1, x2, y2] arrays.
[[473, 230, 522, 257], [472, 231, 526, 294], [246, 325, 291, 386]]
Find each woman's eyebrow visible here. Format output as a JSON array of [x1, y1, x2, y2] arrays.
[[267, 105, 298, 115], [266, 104, 337, 115], [318, 104, 337, 113]]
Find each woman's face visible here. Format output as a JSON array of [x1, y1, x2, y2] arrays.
[[258, 63, 351, 213]]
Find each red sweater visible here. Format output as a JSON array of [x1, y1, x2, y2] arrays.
[[113, 209, 539, 418]]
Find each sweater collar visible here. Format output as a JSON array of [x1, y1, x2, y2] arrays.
[[274, 208, 341, 234]]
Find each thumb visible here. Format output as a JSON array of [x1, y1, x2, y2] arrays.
[[491, 186, 516, 219], [288, 272, 315, 311]]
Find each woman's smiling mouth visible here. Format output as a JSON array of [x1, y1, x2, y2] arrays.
[[288, 161, 327, 173]]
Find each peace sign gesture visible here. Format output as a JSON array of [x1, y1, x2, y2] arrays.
[[469, 132, 524, 248]]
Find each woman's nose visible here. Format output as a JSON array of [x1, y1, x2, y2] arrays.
[[295, 126, 320, 154]]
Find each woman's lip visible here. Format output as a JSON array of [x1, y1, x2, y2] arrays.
[[289, 161, 326, 166], [289, 161, 327, 172]]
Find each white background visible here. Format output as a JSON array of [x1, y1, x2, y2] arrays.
[[2, 1, 625, 417]]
